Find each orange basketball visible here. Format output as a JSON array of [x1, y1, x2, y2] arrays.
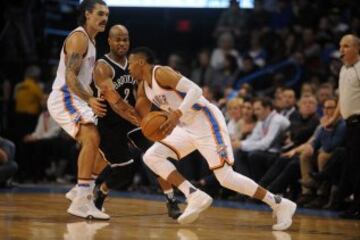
[[141, 111, 168, 141]]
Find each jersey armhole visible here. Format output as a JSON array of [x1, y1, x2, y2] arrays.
[[154, 67, 173, 90], [97, 59, 115, 80]]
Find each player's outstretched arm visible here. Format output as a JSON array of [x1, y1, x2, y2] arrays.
[[65, 32, 106, 117], [93, 61, 141, 126]]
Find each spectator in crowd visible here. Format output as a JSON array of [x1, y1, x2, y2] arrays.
[[300, 82, 317, 96], [213, 0, 248, 41], [297, 98, 345, 207], [225, 97, 242, 136], [210, 32, 240, 70], [247, 31, 267, 68], [234, 97, 290, 180], [232, 55, 258, 90], [279, 88, 299, 121], [300, 98, 346, 208], [316, 83, 334, 117], [13, 65, 44, 141], [237, 83, 253, 99], [231, 98, 256, 151], [167, 53, 189, 77], [259, 94, 319, 191], [17, 94, 62, 182], [191, 49, 216, 87], [0, 136, 17, 188], [285, 94, 319, 150], [212, 54, 240, 98]]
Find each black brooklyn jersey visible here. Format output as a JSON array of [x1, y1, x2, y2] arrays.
[[93, 55, 137, 129]]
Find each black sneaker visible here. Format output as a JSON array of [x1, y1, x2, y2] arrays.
[[166, 199, 182, 219], [93, 184, 108, 211]]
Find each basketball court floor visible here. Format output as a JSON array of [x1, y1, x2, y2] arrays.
[[1, 185, 359, 240]]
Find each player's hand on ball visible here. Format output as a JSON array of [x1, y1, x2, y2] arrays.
[[88, 97, 107, 117], [160, 110, 182, 136]]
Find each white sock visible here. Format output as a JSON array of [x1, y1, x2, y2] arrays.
[[262, 191, 281, 209], [164, 189, 175, 199], [178, 181, 197, 198], [77, 184, 91, 197]]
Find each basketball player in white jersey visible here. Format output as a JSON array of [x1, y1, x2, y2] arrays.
[[128, 47, 297, 230], [47, 0, 110, 220]]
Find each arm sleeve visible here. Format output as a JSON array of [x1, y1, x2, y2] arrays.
[[175, 76, 202, 114]]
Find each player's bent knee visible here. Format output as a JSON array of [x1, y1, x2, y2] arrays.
[[78, 126, 100, 147], [213, 164, 234, 187], [142, 146, 177, 180]]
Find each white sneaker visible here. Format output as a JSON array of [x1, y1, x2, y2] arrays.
[[67, 194, 110, 220], [272, 198, 297, 231], [65, 186, 78, 201], [66, 184, 106, 212], [177, 190, 213, 224]]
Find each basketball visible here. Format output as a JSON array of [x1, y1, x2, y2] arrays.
[[141, 111, 168, 141]]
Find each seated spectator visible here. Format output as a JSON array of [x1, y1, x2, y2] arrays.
[[191, 49, 216, 87], [316, 83, 334, 117], [12, 65, 44, 143], [247, 31, 267, 68], [226, 98, 243, 141], [0, 136, 17, 188], [263, 98, 345, 206], [300, 82, 317, 96], [211, 54, 240, 98], [231, 98, 256, 151], [213, 0, 248, 41], [234, 97, 290, 180], [232, 55, 259, 90], [284, 94, 319, 150], [17, 94, 62, 182], [299, 98, 346, 207], [279, 88, 299, 122], [237, 83, 253, 99], [210, 32, 240, 70], [259, 94, 319, 190]]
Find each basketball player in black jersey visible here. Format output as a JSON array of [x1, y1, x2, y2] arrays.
[[92, 25, 181, 219]]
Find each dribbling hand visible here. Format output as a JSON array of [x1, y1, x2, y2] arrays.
[[88, 97, 107, 117], [160, 110, 182, 136]]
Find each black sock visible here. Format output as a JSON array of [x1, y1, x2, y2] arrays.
[[95, 165, 112, 186]]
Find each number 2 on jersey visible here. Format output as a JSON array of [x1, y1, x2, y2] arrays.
[[124, 88, 130, 102]]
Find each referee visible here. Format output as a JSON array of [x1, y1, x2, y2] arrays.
[[326, 34, 360, 219]]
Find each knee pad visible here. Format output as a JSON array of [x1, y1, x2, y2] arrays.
[[143, 143, 177, 180], [213, 164, 258, 197], [213, 164, 234, 187]]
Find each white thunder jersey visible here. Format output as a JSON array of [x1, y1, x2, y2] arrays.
[[143, 66, 234, 169], [52, 26, 96, 96], [47, 26, 96, 138], [144, 66, 210, 125]]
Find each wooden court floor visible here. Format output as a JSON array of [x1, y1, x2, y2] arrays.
[[1, 192, 360, 240]]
